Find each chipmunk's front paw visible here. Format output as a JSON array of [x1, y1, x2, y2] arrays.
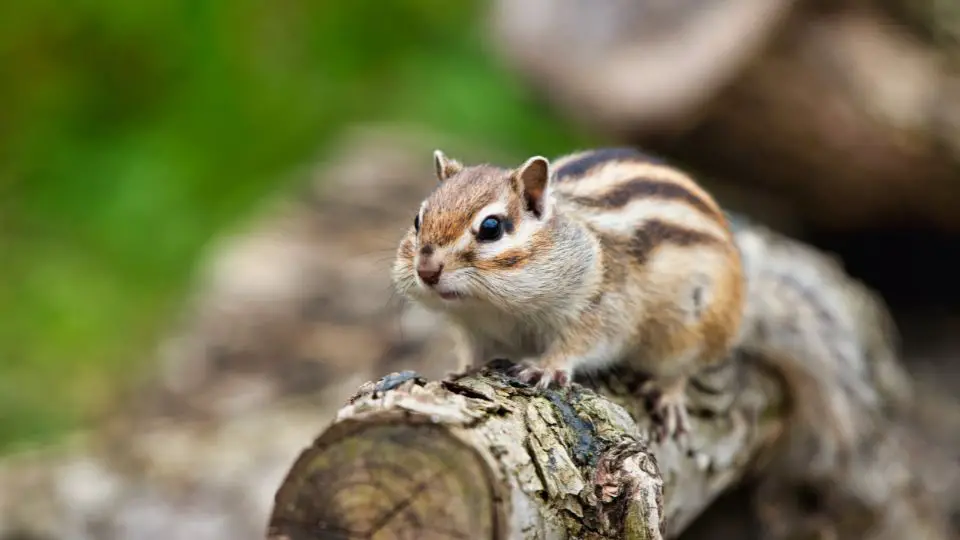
[[512, 362, 572, 391]]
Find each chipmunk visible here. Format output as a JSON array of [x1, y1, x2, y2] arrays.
[[392, 147, 745, 443]]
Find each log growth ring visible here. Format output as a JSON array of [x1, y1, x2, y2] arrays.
[[267, 419, 503, 540]]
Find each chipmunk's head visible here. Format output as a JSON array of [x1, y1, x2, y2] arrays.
[[392, 149, 560, 313]]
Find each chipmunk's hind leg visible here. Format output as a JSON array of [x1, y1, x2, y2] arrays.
[[641, 376, 694, 448]]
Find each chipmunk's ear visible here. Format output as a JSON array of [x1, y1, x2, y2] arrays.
[[433, 149, 463, 182], [515, 155, 551, 219]]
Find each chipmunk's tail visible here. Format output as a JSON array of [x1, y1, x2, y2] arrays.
[[729, 215, 912, 481]]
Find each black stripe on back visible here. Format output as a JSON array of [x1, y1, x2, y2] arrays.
[[628, 219, 721, 265], [554, 147, 663, 181], [570, 177, 722, 222]]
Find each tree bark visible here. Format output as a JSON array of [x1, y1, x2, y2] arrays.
[[265, 358, 782, 540]]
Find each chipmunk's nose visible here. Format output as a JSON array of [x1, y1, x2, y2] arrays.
[[417, 259, 444, 286]]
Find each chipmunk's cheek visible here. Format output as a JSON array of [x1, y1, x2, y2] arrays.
[[398, 236, 416, 260]]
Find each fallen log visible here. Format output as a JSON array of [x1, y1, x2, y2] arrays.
[[264, 219, 958, 540], [265, 358, 779, 540]]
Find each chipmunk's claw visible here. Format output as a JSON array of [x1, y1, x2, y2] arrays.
[[513, 363, 572, 390], [641, 379, 695, 453]]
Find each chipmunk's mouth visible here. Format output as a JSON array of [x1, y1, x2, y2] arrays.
[[433, 287, 464, 301]]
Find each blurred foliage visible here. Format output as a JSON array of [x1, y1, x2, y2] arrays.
[[0, 0, 590, 453]]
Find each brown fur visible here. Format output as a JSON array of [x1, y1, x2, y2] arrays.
[[552, 147, 664, 181], [624, 219, 723, 265], [474, 246, 533, 270], [398, 236, 415, 259], [505, 198, 522, 226], [700, 245, 745, 365], [418, 165, 506, 248], [571, 177, 725, 223]]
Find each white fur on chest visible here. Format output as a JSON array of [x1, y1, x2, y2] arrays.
[[454, 309, 550, 358]]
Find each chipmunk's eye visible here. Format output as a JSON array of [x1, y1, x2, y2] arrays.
[[414, 213, 421, 232], [476, 216, 504, 242]]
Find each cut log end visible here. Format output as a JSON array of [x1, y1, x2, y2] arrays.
[[267, 420, 501, 540]]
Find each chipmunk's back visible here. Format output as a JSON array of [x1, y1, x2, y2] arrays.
[[549, 148, 733, 247], [540, 148, 744, 380]]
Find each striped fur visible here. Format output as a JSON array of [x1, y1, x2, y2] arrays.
[[392, 148, 745, 440], [552, 147, 664, 181], [625, 219, 722, 265]]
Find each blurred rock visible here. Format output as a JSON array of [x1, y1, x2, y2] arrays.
[[489, 0, 960, 231]]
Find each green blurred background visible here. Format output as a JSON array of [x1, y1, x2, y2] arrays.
[[0, 0, 593, 453]]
